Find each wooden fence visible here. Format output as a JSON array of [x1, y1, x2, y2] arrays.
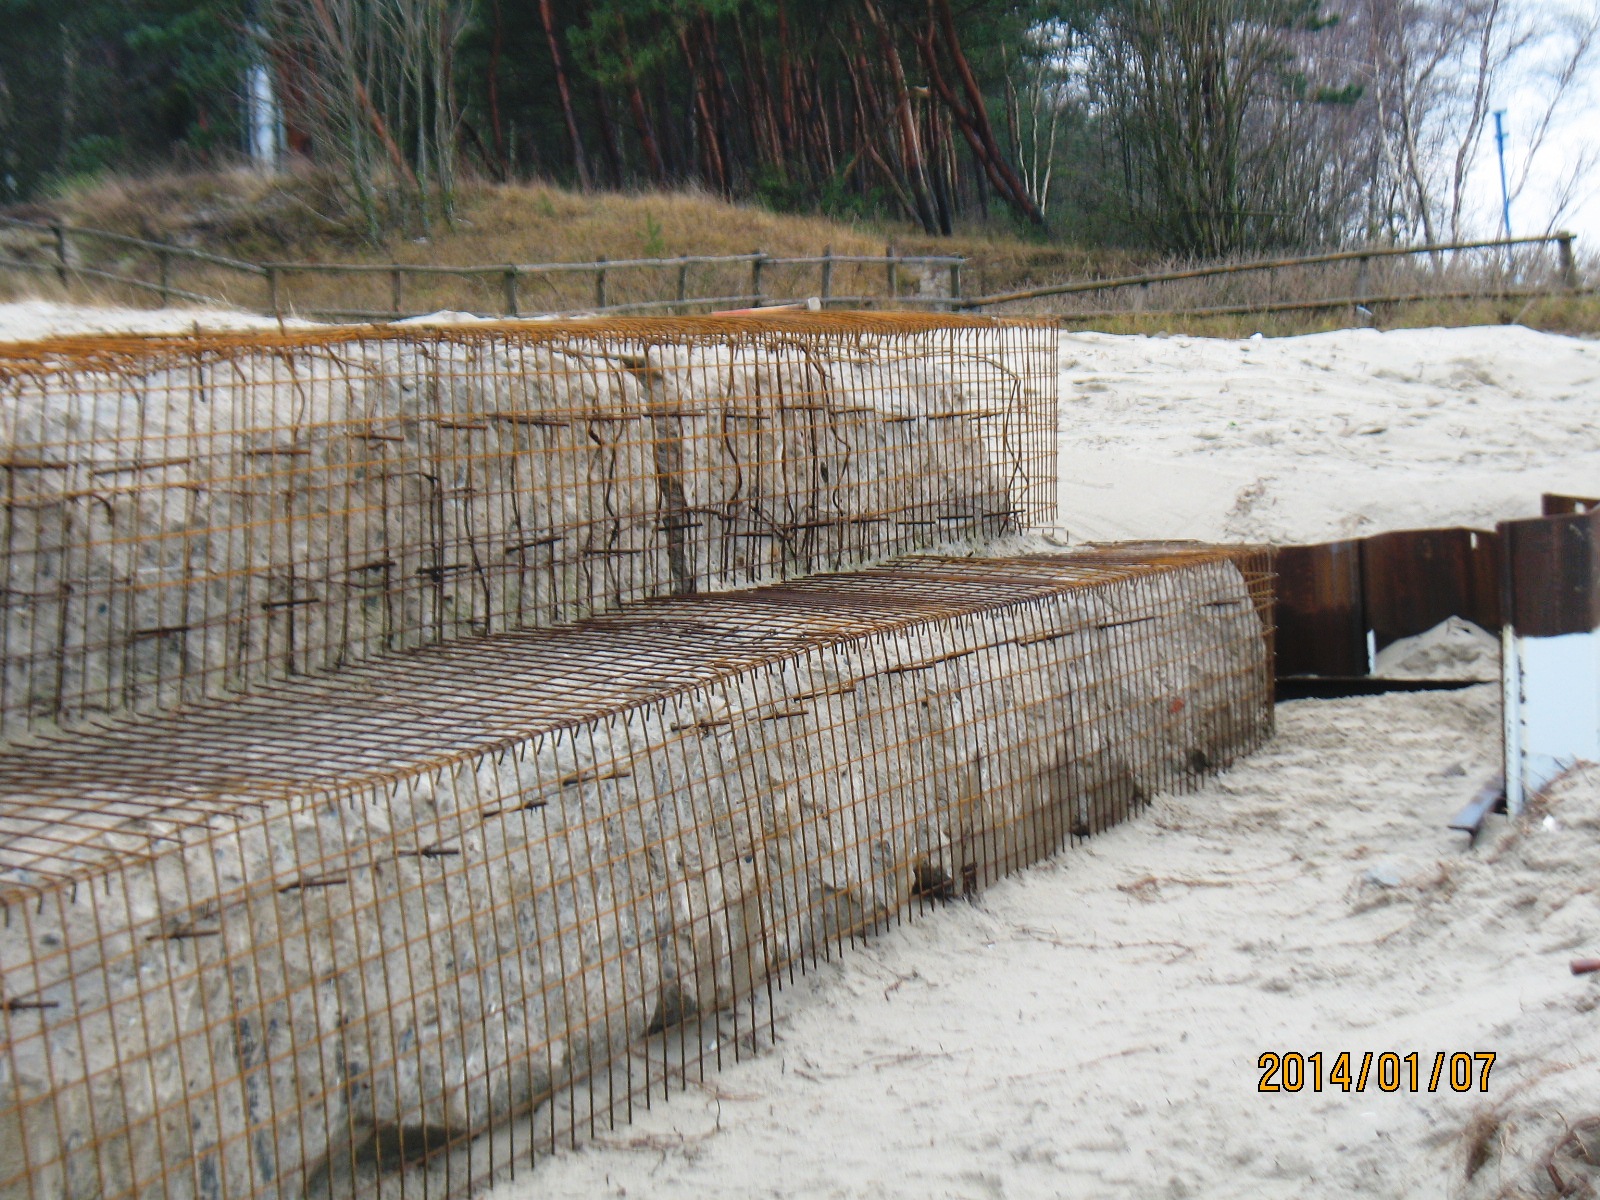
[[0, 213, 1585, 324], [956, 232, 1586, 320], [0, 215, 963, 319]]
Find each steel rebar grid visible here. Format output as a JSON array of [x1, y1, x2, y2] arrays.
[[0, 314, 1058, 739], [0, 546, 1272, 1200]]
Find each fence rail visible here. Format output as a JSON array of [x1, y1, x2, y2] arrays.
[[0, 215, 963, 319], [956, 232, 1585, 319], [1049, 285, 1568, 324], [0, 214, 1586, 325]]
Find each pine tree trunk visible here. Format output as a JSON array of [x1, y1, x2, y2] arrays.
[[537, 0, 591, 188]]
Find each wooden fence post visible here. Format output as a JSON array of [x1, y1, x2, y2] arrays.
[[676, 260, 689, 314], [885, 243, 897, 304], [51, 224, 68, 287], [503, 266, 519, 317], [1557, 233, 1581, 292], [157, 248, 172, 307], [820, 247, 833, 307], [267, 265, 281, 318], [948, 259, 963, 310], [751, 251, 766, 306], [595, 257, 608, 310]]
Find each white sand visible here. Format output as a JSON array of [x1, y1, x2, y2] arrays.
[[1058, 325, 1600, 543], [4, 306, 1597, 1198], [0, 299, 310, 340], [1374, 617, 1501, 682], [505, 688, 1600, 1200]]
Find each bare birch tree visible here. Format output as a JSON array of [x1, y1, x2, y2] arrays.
[[1344, 0, 1599, 241], [1002, 28, 1072, 219], [266, 0, 466, 237]]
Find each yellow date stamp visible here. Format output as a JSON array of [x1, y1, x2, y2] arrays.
[[1257, 1051, 1495, 1093]]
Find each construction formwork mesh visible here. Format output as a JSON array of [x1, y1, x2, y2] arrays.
[[0, 314, 1057, 738], [0, 547, 1273, 1200]]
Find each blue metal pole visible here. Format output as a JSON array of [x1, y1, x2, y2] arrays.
[[1494, 110, 1512, 238]]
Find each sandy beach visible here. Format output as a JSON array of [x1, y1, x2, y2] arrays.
[[1057, 324, 1600, 543]]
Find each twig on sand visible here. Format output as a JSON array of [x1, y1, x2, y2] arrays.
[[627, 1050, 763, 1102], [1543, 1115, 1600, 1196], [867, 1048, 957, 1072], [1010, 924, 1195, 963], [977, 1044, 1159, 1092], [789, 1047, 956, 1082], [1082, 1043, 1160, 1070], [883, 969, 918, 999], [1116, 872, 1294, 901], [593, 1124, 721, 1154]]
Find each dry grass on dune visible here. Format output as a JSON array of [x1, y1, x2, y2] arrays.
[[42, 169, 899, 260], [3, 169, 1594, 334]]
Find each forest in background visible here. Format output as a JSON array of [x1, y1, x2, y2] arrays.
[[1, 0, 1595, 255]]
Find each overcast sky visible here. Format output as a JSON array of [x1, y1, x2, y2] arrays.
[[1474, 7, 1600, 253]]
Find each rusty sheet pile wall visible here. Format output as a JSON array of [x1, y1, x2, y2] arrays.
[[0, 314, 1056, 737], [0, 548, 1273, 1200]]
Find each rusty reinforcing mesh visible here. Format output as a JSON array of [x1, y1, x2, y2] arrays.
[[0, 315, 1056, 739], [0, 313, 1057, 739], [0, 546, 1273, 1200]]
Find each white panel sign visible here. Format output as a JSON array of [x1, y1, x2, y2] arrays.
[[1503, 626, 1600, 812]]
